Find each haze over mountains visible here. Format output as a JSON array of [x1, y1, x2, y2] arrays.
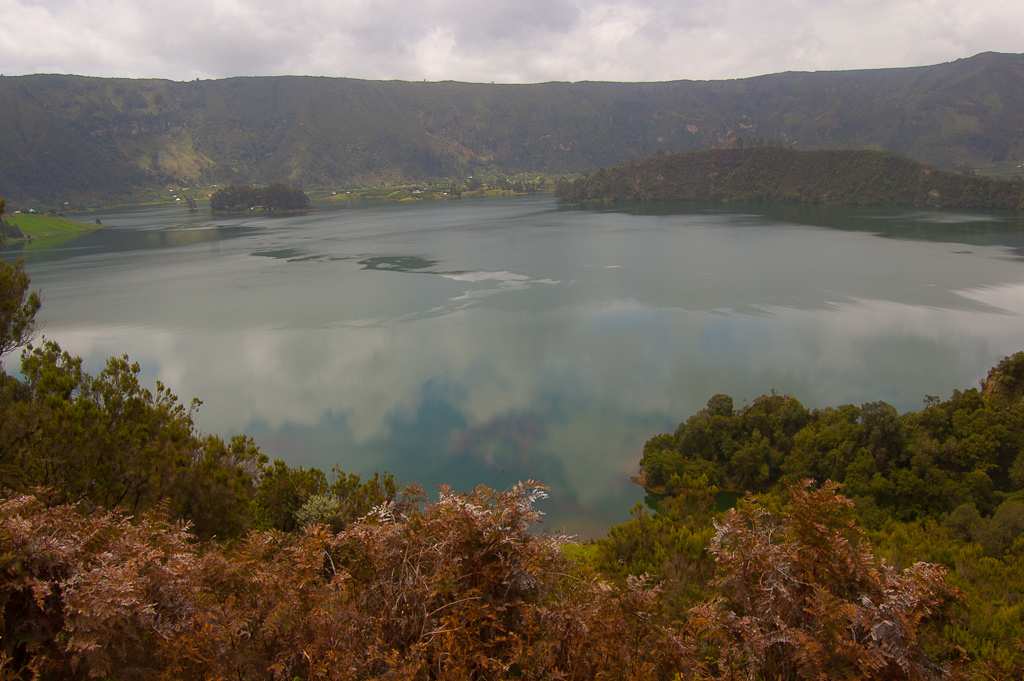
[[2, 51, 1023, 206]]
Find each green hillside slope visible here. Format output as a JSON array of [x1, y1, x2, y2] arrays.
[[2, 52, 1023, 206]]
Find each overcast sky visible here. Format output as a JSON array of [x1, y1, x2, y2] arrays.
[[1, 0, 1021, 83]]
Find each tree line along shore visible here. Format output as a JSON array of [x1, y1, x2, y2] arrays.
[[555, 146, 1024, 210]]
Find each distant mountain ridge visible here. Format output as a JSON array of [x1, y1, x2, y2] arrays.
[[2, 52, 1023, 206]]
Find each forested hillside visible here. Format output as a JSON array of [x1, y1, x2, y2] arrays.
[[2, 51, 1023, 206], [554, 146, 1024, 208]]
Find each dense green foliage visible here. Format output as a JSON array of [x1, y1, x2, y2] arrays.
[[638, 353, 1024, 522], [209, 182, 310, 213], [608, 353, 1024, 674], [3, 52, 1024, 206], [555, 146, 1024, 209]]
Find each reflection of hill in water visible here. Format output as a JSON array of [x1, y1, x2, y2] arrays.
[[2, 223, 260, 263], [575, 201, 1024, 259], [451, 412, 546, 467]]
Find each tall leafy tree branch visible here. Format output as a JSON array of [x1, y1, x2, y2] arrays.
[[0, 198, 41, 358]]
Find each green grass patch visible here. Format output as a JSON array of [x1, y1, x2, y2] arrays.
[[561, 541, 600, 566], [5, 213, 103, 240]]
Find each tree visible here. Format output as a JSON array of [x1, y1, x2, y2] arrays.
[[0, 198, 41, 358], [0, 338, 269, 540]]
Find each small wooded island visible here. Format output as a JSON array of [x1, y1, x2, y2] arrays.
[[210, 182, 311, 213], [556, 147, 1024, 210]]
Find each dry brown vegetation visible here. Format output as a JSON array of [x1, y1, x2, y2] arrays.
[[1, 483, 688, 680], [1, 480, 972, 680]]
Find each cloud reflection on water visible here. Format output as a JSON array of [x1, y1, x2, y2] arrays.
[[46, 289, 1024, 535], [21, 198, 1024, 535]]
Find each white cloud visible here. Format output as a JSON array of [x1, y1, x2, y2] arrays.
[[0, 1, 1021, 82]]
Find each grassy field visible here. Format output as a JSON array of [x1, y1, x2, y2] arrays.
[[3, 213, 104, 249]]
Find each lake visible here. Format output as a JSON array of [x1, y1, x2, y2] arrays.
[[6, 196, 1024, 536]]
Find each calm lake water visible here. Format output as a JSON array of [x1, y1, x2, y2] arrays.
[[6, 196, 1024, 536]]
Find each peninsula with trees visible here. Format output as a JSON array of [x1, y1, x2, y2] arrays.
[[555, 146, 1024, 209]]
